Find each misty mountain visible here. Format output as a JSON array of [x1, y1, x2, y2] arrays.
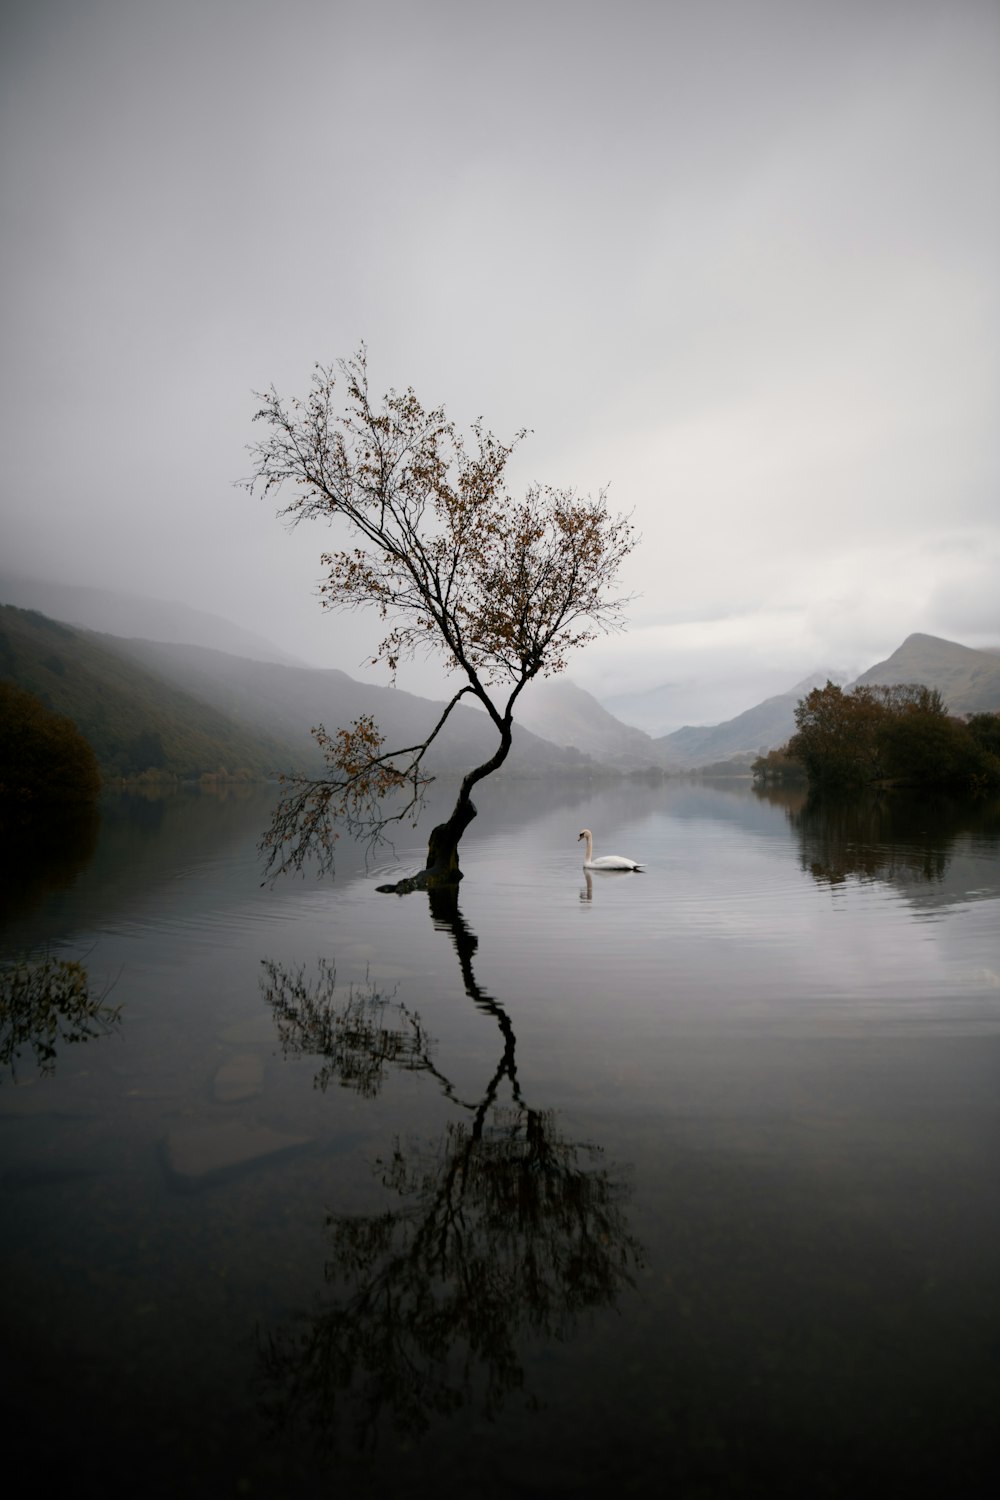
[[514, 678, 672, 771], [96, 635, 598, 780], [8, 564, 997, 785], [0, 604, 294, 778], [0, 572, 667, 775], [851, 633, 1000, 715], [0, 603, 605, 783], [0, 573, 304, 668], [602, 668, 815, 738]]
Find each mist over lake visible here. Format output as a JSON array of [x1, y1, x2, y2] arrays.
[[1, 778, 998, 1497]]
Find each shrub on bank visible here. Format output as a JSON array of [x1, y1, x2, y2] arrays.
[[0, 680, 101, 806]]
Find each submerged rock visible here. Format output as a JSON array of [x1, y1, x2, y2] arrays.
[[161, 1119, 310, 1187], [212, 1052, 264, 1103]]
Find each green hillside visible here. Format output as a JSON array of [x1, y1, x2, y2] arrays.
[[0, 604, 307, 779], [96, 635, 588, 778]]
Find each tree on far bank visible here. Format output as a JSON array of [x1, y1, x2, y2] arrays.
[[0, 680, 101, 808], [966, 712, 1000, 760], [788, 681, 890, 786], [877, 692, 983, 786], [776, 681, 1000, 792], [246, 350, 635, 884]]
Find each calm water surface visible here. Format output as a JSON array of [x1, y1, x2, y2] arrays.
[[1, 779, 998, 1498]]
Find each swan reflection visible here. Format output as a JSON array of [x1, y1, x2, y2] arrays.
[[580, 866, 644, 902], [258, 886, 643, 1449]]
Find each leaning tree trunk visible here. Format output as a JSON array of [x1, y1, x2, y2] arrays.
[[425, 720, 512, 876], [425, 720, 513, 878], [425, 793, 479, 880], [377, 722, 514, 895]]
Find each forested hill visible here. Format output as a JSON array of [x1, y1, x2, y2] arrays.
[[0, 604, 593, 783], [0, 604, 302, 779], [6, 598, 995, 785], [98, 634, 592, 779]]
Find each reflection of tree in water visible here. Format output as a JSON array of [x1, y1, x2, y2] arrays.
[[752, 784, 808, 816], [258, 886, 642, 1449], [789, 790, 1000, 886], [0, 952, 120, 1081]]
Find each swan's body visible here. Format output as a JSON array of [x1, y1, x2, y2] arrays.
[[578, 829, 644, 872]]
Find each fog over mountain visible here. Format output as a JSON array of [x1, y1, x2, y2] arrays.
[[103, 633, 589, 779], [654, 639, 1000, 768], [87, 627, 1000, 776], [513, 679, 669, 772], [0, 573, 306, 667], [604, 668, 851, 739]]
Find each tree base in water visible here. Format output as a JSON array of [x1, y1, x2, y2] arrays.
[[376, 802, 477, 895]]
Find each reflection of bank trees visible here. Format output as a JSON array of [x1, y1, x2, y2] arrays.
[[0, 953, 120, 1081], [790, 791, 1000, 886], [258, 889, 643, 1448], [752, 784, 808, 816], [0, 805, 99, 923]]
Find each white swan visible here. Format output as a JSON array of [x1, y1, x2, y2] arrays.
[[578, 829, 644, 872]]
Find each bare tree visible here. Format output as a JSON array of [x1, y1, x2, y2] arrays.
[[247, 349, 635, 883]]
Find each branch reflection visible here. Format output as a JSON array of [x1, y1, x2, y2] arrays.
[[0, 952, 120, 1082], [258, 886, 643, 1449], [262, 958, 439, 1100]]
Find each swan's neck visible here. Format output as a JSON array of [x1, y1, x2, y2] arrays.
[[582, 831, 593, 862]]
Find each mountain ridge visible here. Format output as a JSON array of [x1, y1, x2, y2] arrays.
[[3, 574, 996, 776], [100, 632, 591, 780]]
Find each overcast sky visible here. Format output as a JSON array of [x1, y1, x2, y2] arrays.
[[2, 0, 997, 726]]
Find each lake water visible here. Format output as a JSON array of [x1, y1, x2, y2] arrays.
[[2, 778, 999, 1498]]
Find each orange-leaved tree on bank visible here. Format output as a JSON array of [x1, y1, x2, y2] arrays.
[[247, 349, 636, 886]]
